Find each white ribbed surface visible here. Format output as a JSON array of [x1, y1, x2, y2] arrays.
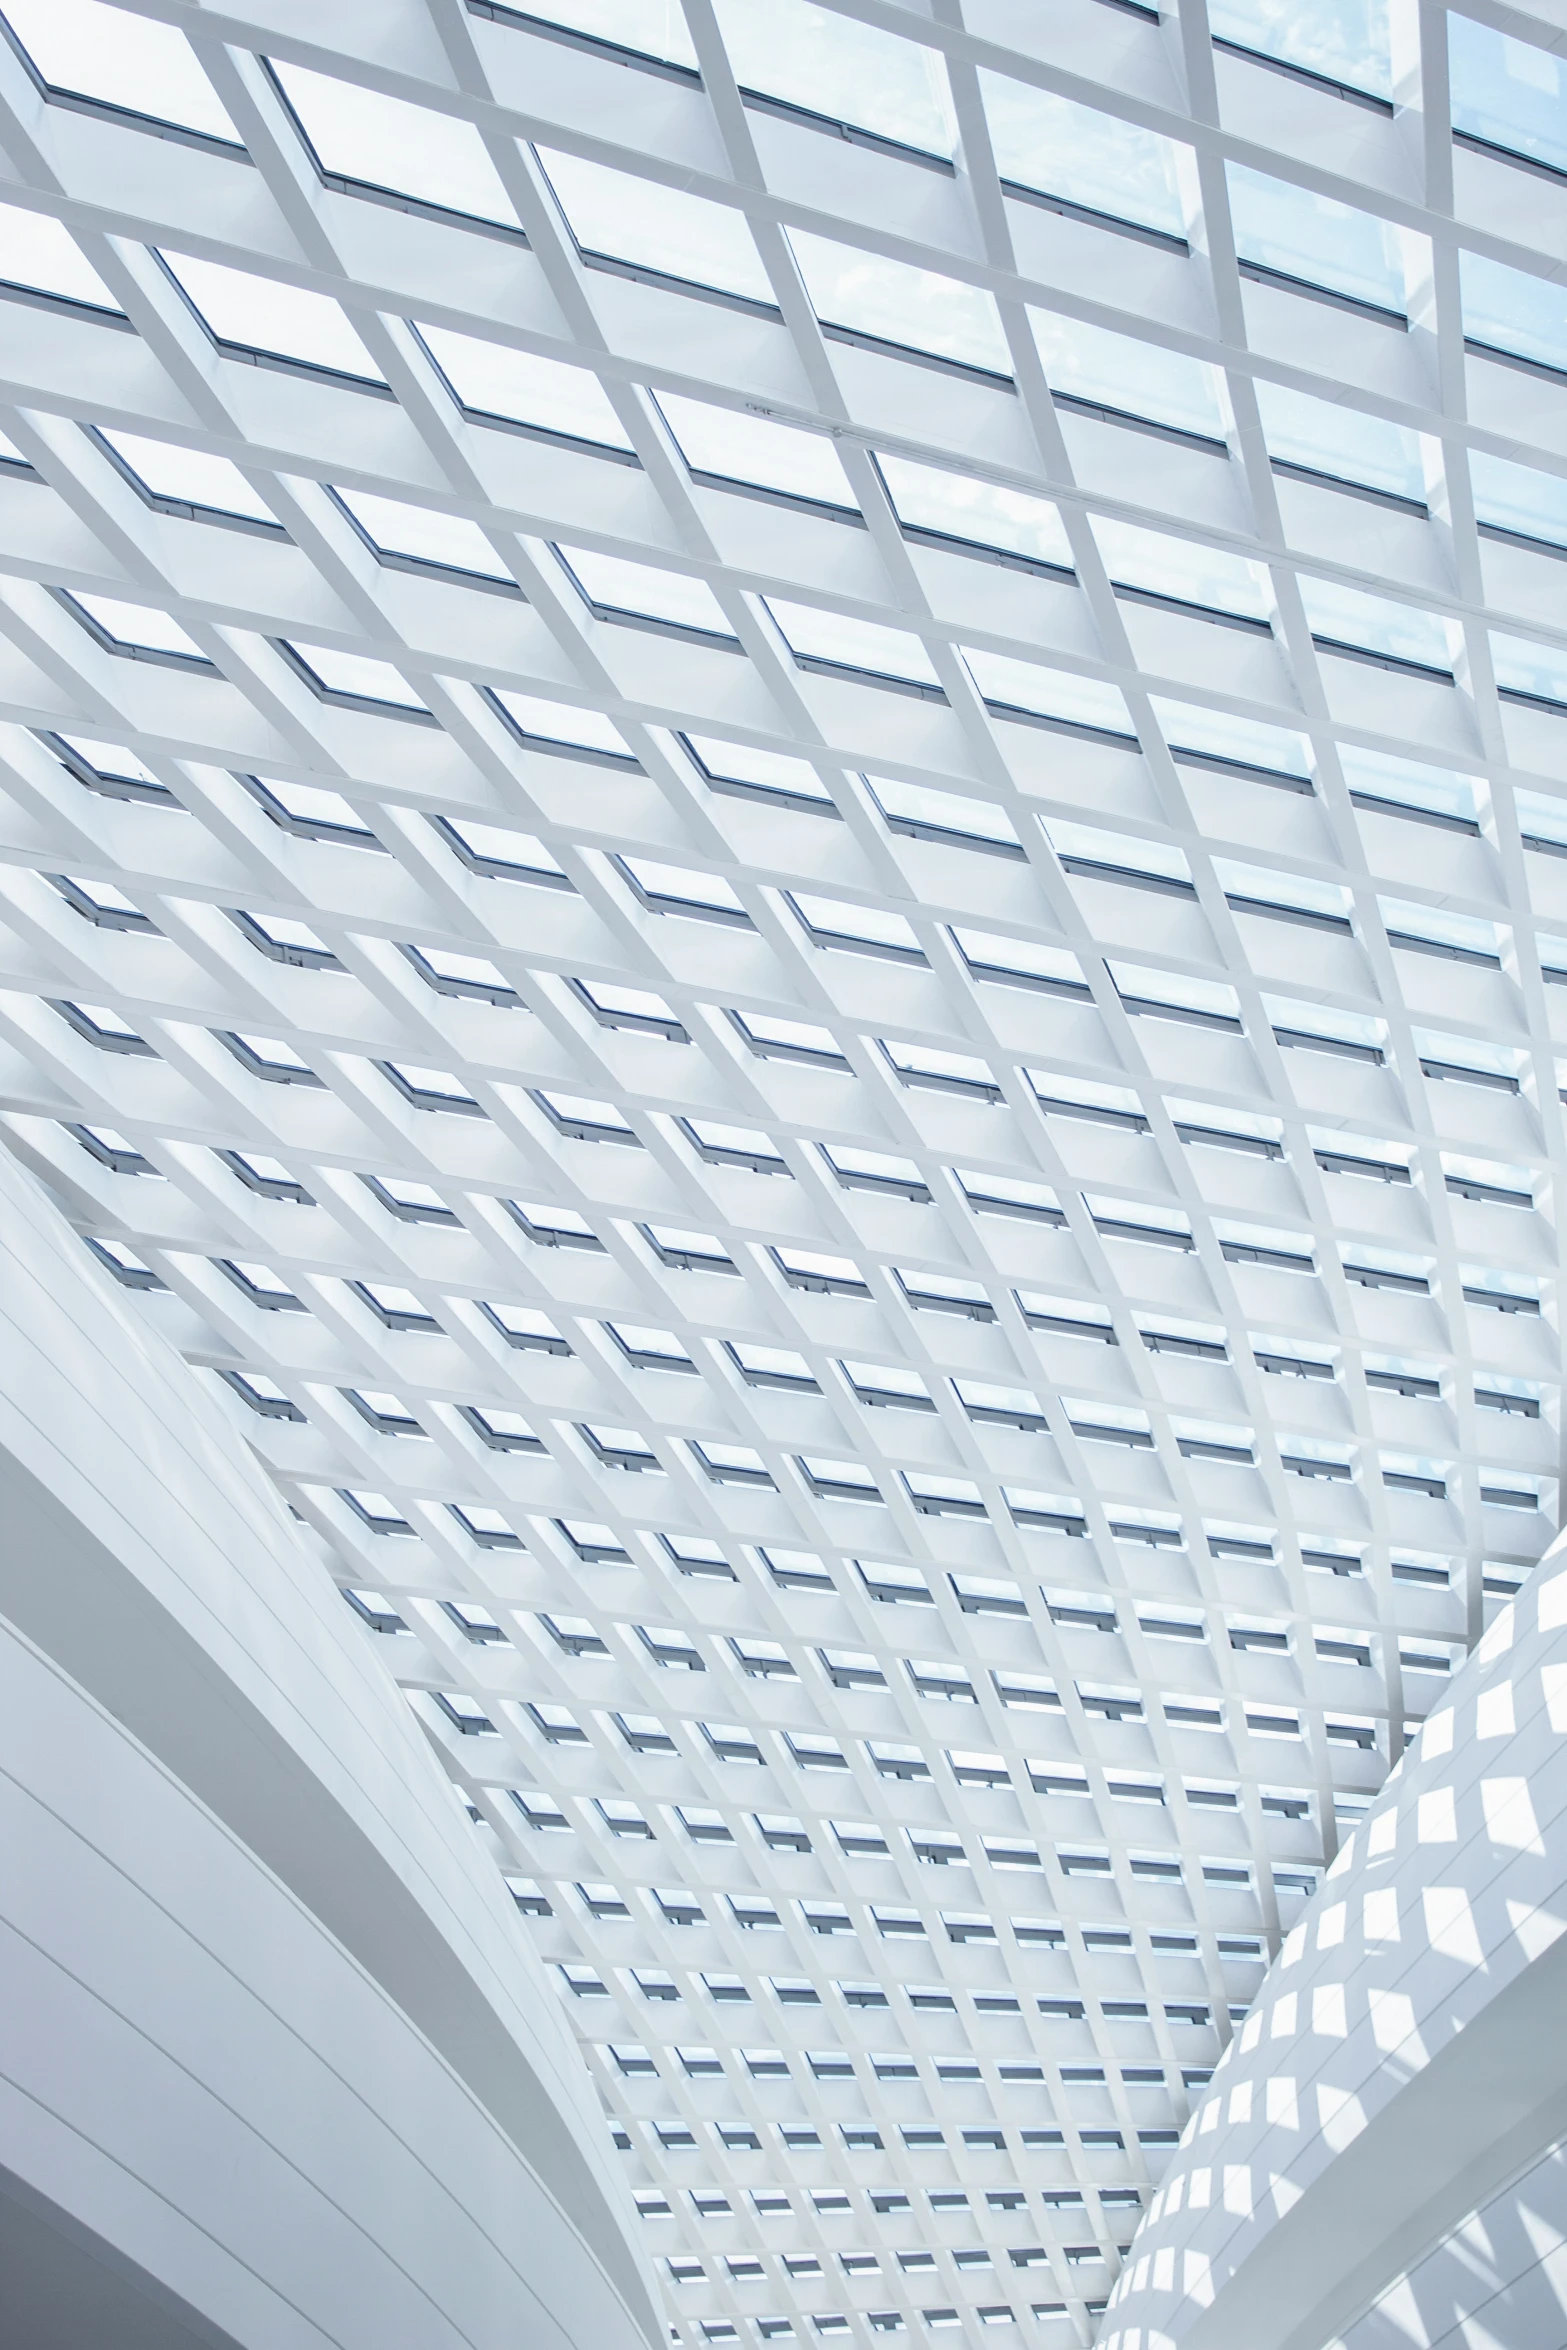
[[0, 0, 1561, 2339]]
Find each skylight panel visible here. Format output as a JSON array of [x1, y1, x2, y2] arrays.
[[1214, 858, 1351, 927], [1491, 634, 1567, 709], [1167, 1096, 1285, 1152], [384, 1059, 485, 1114], [539, 149, 775, 306], [1378, 898, 1503, 963], [485, 692, 632, 765], [1111, 962, 1242, 1028], [1516, 790, 1567, 852], [711, 0, 955, 157], [225, 1030, 320, 1084], [656, 393, 855, 508], [1412, 1028, 1525, 1089], [964, 648, 1132, 737], [1461, 251, 1567, 375], [789, 892, 925, 961], [54, 873, 154, 931], [952, 927, 1089, 995], [1339, 747, 1480, 827], [1149, 699, 1311, 782], [160, 252, 386, 383], [870, 777, 1022, 855], [59, 999, 148, 1051], [1470, 453, 1567, 550], [247, 774, 377, 841], [1261, 993, 1385, 1058], [1253, 382, 1427, 501], [1030, 312, 1225, 439], [620, 855, 750, 924], [508, 0, 699, 69], [733, 1011, 846, 1064], [435, 814, 571, 886], [573, 978, 683, 1034], [767, 599, 940, 689], [1092, 517, 1271, 622], [270, 60, 521, 229], [0, 201, 120, 312], [1209, 0, 1392, 99], [48, 732, 171, 801], [334, 487, 514, 582], [65, 592, 209, 662], [282, 641, 431, 711], [559, 545, 736, 638], [95, 428, 277, 522], [789, 233, 1010, 376], [1449, 17, 1567, 171], [412, 944, 519, 1002], [1297, 578, 1453, 673], [980, 72, 1186, 238], [1226, 165, 1409, 313], [416, 323, 633, 451], [1046, 816, 1193, 888], [1, 0, 239, 141], [877, 455, 1072, 570], [956, 1171, 1058, 1221], [683, 733, 837, 809], [232, 910, 341, 968]]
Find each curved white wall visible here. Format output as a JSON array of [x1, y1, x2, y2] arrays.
[[1097, 1532, 1567, 2350], [1337, 2135, 1567, 2350], [0, 1151, 658, 2350]]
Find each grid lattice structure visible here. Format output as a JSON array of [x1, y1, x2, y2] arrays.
[[0, 0, 1563, 2340]]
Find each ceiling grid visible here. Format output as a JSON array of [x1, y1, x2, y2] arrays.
[[0, 0, 1562, 2340]]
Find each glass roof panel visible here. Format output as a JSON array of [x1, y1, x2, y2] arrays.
[[0, 201, 120, 309], [877, 456, 1072, 568], [1252, 381, 1427, 500], [562, 546, 735, 634], [159, 250, 386, 381], [1, 0, 238, 138], [97, 429, 276, 521], [287, 642, 429, 709], [789, 233, 1012, 374], [1296, 577, 1453, 670], [271, 60, 521, 227], [69, 593, 206, 657], [1470, 451, 1567, 548], [335, 487, 514, 579], [1449, 15, 1567, 170], [1029, 309, 1226, 437], [1226, 164, 1410, 311], [493, 690, 634, 756], [513, 0, 699, 69], [1461, 250, 1567, 372], [657, 394, 856, 506], [712, 0, 954, 156], [964, 647, 1132, 734], [540, 148, 774, 303], [1092, 517, 1272, 620], [1208, 0, 1392, 97], [767, 599, 941, 686], [981, 71, 1186, 236], [416, 323, 633, 449]]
